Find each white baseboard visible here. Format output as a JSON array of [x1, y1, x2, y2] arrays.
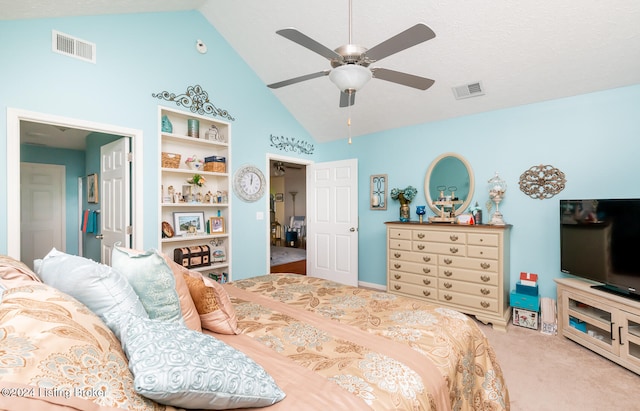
[[358, 281, 386, 291]]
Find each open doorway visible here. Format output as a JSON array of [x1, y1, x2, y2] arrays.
[[267, 155, 310, 275], [6, 108, 144, 264]]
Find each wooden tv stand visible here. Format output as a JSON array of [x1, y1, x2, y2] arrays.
[[555, 277, 640, 375]]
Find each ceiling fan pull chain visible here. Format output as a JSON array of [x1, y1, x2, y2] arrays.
[[348, 90, 353, 144]]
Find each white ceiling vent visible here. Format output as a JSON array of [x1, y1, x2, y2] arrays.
[[452, 82, 484, 100], [52, 30, 96, 63]]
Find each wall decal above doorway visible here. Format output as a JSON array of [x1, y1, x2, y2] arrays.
[[269, 134, 314, 155], [519, 164, 566, 200], [152, 84, 235, 121]]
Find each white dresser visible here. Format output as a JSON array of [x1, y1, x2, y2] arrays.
[[386, 222, 512, 331]]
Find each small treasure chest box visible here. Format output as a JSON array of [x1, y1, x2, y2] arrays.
[[174, 245, 210, 268]]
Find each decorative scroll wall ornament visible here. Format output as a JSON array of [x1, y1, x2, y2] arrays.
[[519, 164, 567, 200], [152, 85, 235, 121], [269, 134, 315, 155]]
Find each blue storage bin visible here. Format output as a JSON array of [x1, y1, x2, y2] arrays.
[[569, 317, 587, 333], [516, 282, 539, 296], [510, 291, 540, 311]]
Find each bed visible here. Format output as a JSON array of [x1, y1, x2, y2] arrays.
[[0, 251, 508, 411]]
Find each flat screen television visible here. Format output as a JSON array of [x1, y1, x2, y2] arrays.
[[560, 198, 640, 300]]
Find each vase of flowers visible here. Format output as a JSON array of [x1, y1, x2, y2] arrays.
[[187, 174, 206, 202], [390, 186, 418, 222]]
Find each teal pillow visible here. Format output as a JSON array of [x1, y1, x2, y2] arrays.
[[111, 246, 183, 325], [34, 248, 148, 338], [119, 314, 286, 409]]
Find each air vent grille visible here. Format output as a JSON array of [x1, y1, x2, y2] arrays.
[[452, 82, 484, 100], [52, 30, 96, 63]]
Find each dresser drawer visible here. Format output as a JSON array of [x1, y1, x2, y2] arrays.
[[439, 290, 499, 313], [389, 281, 437, 300], [427, 231, 466, 244], [421, 241, 467, 256], [439, 255, 497, 273], [389, 271, 436, 287], [389, 250, 435, 264], [439, 266, 498, 286], [389, 238, 412, 251], [389, 260, 436, 276], [389, 228, 412, 240], [468, 233, 498, 247], [467, 245, 498, 259], [439, 278, 498, 299]]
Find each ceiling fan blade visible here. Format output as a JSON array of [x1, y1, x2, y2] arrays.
[[267, 70, 330, 89], [364, 23, 436, 62], [339, 91, 356, 107], [276, 28, 342, 61], [372, 68, 435, 90]]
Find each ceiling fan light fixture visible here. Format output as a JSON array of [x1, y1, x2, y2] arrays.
[[329, 64, 372, 92]]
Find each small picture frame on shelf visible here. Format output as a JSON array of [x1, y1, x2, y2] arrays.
[[173, 212, 205, 236], [209, 216, 225, 234], [370, 174, 387, 210]]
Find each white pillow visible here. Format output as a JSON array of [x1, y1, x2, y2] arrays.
[[119, 313, 286, 409], [34, 248, 148, 338]]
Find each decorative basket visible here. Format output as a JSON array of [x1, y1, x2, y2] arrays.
[[204, 162, 226, 173], [161, 152, 181, 168]]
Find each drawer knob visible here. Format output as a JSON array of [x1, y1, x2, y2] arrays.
[[480, 262, 491, 270], [450, 235, 458, 241], [481, 288, 490, 295], [394, 274, 401, 280], [394, 263, 401, 269], [417, 233, 425, 239], [394, 252, 401, 258], [481, 301, 490, 308], [423, 290, 431, 297], [450, 247, 458, 254], [423, 256, 431, 262], [444, 294, 453, 301], [444, 270, 453, 277], [444, 258, 452, 265], [423, 267, 431, 274], [423, 279, 431, 285], [444, 282, 452, 289], [480, 275, 490, 282], [417, 244, 425, 250], [394, 284, 401, 290]]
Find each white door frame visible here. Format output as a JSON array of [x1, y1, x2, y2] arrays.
[[6, 108, 144, 260], [265, 153, 313, 273]]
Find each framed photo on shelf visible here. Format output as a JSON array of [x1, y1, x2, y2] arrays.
[[209, 216, 225, 234], [173, 211, 205, 235], [87, 173, 98, 203]]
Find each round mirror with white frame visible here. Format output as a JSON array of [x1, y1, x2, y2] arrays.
[[424, 152, 474, 216]]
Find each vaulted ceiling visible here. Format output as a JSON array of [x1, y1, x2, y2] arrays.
[[3, 0, 640, 143]]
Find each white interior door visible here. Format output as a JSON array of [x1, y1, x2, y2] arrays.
[[306, 159, 358, 286], [100, 138, 130, 265], [20, 163, 65, 268]]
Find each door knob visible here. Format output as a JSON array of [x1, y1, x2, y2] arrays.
[[95, 234, 104, 240], [350, 227, 357, 232]]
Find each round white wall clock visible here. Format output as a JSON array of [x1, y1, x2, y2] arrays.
[[233, 165, 266, 202]]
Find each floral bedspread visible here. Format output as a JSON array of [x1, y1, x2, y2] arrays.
[[222, 274, 509, 411]]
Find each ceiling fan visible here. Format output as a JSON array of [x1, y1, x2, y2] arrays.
[[267, 0, 436, 107]]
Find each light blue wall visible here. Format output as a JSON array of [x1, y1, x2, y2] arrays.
[[327, 84, 640, 298], [2, 11, 639, 297]]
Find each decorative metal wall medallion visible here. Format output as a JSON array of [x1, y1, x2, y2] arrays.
[[269, 134, 314, 155], [152, 84, 235, 121], [519, 164, 566, 200]]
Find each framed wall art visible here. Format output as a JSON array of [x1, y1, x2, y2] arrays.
[[87, 173, 98, 203], [370, 174, 387, 210], [173, 211, 205, 235]]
